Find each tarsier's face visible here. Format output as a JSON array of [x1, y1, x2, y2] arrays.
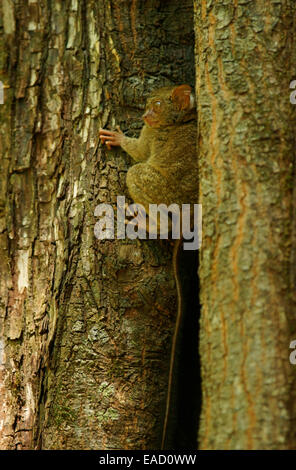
[[142, 98, 165, 128], [143, 85, 194, 129]]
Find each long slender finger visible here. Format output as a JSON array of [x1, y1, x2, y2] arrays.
[[100, 136, 116, 144], [99, 129, 115, 136], [100, 134, 115, 140]]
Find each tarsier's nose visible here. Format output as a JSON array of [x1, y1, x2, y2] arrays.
[[142, 109, 153, 120]]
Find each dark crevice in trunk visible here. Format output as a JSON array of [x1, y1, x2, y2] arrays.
[[163, 246, 201, 450]]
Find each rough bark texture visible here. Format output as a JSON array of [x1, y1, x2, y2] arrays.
[[194, 0, 296, 450], [0, 0, 195, 449]]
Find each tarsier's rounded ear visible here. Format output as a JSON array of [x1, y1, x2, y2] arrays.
[[172, 84, 192, 111]]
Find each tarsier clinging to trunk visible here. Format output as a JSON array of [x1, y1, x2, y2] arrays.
[[99, 84, 198, 215], [99, 84, 198, 449]]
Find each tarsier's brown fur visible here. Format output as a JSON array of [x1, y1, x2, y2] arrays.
[[99, 84, 198, 449]]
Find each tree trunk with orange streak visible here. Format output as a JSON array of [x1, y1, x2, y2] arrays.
[[194, 0, 296, 450]]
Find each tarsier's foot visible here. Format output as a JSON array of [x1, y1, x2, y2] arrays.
[[125, 207, 146, 222], [124, 203, 147, 232], [114, 202, 146, 229], [125, 217, 147, 233], [124, 202, 134, 219]]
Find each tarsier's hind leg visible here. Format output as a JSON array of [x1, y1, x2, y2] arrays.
[[126, 163, 179, 236], [127, 164, 167, 207]]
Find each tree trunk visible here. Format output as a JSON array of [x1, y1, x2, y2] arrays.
[[194, 0, 296, 450], [0, 0, 195, 449]]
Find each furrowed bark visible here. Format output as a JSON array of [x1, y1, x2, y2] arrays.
[[0, 0, 195, 449], [194, 0, 296, 450]]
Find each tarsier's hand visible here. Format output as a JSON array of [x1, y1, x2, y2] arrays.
[[99, 126, 124, 150]]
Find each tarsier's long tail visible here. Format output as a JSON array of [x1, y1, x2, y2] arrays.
[[161, 238, 183, 450]]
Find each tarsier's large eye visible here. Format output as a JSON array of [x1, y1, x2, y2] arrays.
[[153, 100, 161, 110]]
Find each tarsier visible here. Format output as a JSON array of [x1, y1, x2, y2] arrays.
[[99, 84, 198, 449]]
